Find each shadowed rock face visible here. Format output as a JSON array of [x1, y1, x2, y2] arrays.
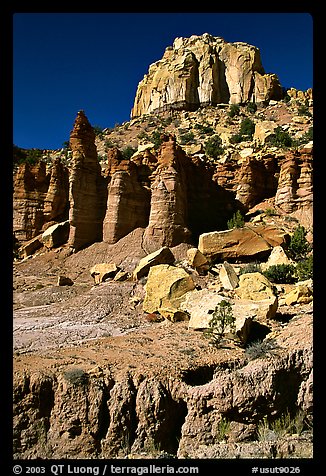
[[131, 34, 283, 118], [13, 159, 69, 242], [68, 110, 106, 251]]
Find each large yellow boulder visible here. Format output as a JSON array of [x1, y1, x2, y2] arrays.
[[143, 264, 195, 314]]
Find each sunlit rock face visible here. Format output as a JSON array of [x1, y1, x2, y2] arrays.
[[131, 33, 283, 118]]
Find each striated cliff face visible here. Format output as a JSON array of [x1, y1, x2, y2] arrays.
[[13, 159, 69, 242], [131, 33, 283, 118], [13, 313, 312, 459]]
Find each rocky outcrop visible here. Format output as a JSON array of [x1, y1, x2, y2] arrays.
[[143, 264, 195, 314], [235, 155, 279, 209], [103, 148, 151, 244], [68, 111, 106, 251], [13, 313, 312, 459], [142, 135, 191, 250], [275, 150, 313, 228], [198, 224, 287, 261], [13, 159, 69, 242], [131, 33, 283, 118]]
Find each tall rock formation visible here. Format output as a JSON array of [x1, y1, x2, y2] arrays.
[[13, 159, 69, 242], [142, 135, 191, 251], [131, 33, 283, 118], [103, 148, 151, 243], [68, 110, 106, 251], [275, 150, 313, 228]]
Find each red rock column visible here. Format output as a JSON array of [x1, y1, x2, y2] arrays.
[[68, 110, 103, 251], [143, 135, 191, 251]]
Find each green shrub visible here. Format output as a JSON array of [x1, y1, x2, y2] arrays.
[[295, 255, 313, 281], [268, 126, 293, 148], [239, 262, 262, 275], [257, 409, 308, 442], [263, 264, 296, 284], [246, 102, 258, 114], [264, 208, 278, 216], [63, 368, 89, 386], [228, 104, 240, 118], [230, 133, 243, 144], [227, 210, 245, 229], [121, 146, 137, 160], [194, 123, 214, 135], [245, 338, 280, 360], [150, 130, 163, 150], [297, 104, 312, 117], [204, 300, 235, 348], [179, 131, 195, 144], [204, 135, 224, 158], [239, 118, 255, 140], [288, 225, 311, 260], [215, 417, 231, 442]]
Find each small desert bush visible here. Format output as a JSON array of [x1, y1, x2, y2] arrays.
[[257, 409, 307, 441], [215, 417, 231, 442], [245, 338, 280, 360], [204, 134, 224, 158], [63, 368, 89, 386], [228, 104, 240, 117], [204, 300, 235, 348], [263, 264, 297, 284], [268, 126, 293, 148], [288, 225, 311, 261], [295, 255, 313, 281], [227, 210, 245, 229], [239, 262, 262, 275]]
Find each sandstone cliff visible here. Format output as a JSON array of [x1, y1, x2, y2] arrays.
[[13, 159, 69, 242], [131, 33, 283, 118]]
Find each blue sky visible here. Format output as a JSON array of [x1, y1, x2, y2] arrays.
[[13, 12, 313, 150]]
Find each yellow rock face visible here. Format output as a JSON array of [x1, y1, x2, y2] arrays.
[[143, 264, 195, 314], [131, 34, 283, 118]]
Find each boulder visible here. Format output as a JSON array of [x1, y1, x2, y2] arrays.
[[253, 120, 277, 144], [18, 235, 43, 258], [186, 247, 209, 272], [235, 272, 276, 301], [41, 221, 70, 249], [158, 308, 190, 322], [283, 285, 313, 306], [57, 276, 74, 286], [180, 288, 276, 344], [90, 263, 119, 284], [219, 262, 239, 290], [143, 264, 195, 314], [133, 247, 175, 280], [198, 225, 287, 261], [261, 245, 294, 271]]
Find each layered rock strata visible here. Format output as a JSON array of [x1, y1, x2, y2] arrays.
[[103, 148, 151, 243], [13, 159, 69, 242], [13, 314, 312, 459], [142, 135, 191, 250], [131, 33, 283, 117], [275, 151, 313, 228], [68, 111, 106, 251]]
